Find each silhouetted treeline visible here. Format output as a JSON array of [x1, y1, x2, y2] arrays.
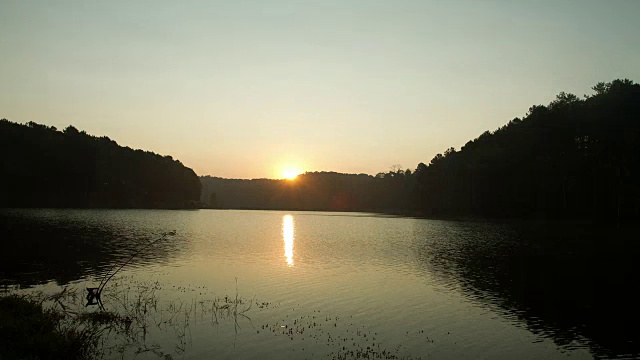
[[200, 171, 414, 212], [0, 120, 201, 209], [411, 79, 640, 219], [202, 79, 640, 219]]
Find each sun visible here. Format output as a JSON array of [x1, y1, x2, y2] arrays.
[[282, 168, 301, 180]]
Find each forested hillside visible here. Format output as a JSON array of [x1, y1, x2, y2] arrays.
[[0, 120, 201, 209], [202, 79, 640, 219], [411, 79, 640, 219], [200, 171, 412, 212], [4, 79, 637, 217]]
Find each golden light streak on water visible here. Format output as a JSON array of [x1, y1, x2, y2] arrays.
[[282, 214, 294, 267]]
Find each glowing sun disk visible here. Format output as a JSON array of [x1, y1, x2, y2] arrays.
[[282, 168, 301, 180]]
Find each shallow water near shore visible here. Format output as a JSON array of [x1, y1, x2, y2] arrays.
[[1, 208, 637, 359]]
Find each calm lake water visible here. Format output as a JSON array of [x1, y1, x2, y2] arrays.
[[1, 209, 638, 359]]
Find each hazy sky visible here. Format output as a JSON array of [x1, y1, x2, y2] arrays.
[[1, 1, 639, 179]]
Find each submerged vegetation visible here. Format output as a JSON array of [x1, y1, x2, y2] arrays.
[[1, 279, 424, 360], [0, 278, 256, 360]]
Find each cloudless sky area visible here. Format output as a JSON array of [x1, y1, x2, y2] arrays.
[[1, 1, 639, 179]]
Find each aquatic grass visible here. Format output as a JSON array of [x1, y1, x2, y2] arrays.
[[1, 281, 207, 360], [79, 277, 257, 358], [2, 277, 424, 359], [256, 311, 426, 360], [0, 294, 102, 360], [205, 278, 254, 331]]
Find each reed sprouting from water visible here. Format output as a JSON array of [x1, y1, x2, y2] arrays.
[[87, 276, 257, 358]]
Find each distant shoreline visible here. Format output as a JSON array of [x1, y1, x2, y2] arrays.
[[3, 206, 628, 225]]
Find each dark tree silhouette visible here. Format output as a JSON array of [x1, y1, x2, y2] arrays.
[[200, 79, 639, 220], [4, 79, 637, 217], [0, 120, 201, 209], [200, 171, 411, 213], [409, 79, 640, 220]]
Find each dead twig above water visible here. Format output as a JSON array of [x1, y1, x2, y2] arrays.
[[86, 230, 177, 309]]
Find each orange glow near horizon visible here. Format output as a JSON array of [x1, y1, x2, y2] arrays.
[[282, 168, 301, 180]]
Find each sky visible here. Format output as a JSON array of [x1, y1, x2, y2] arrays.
[[1, 1, 639, 179]]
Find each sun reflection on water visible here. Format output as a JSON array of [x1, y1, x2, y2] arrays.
[[282, 215, 294, 267]]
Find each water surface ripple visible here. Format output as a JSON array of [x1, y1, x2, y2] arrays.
[[1, 209, 637, 359]]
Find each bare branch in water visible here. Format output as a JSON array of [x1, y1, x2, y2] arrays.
[[97, 230, 177, 294]]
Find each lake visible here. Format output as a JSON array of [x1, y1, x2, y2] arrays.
[[1, 209, 638, 359]]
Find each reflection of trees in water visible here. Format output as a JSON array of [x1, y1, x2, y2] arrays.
[[414, 220, 639, 359], [0, 211, 186, 287]]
